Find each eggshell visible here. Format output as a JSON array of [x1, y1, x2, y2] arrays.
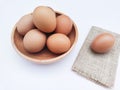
[[33, 6, 56, 33], [17, 14, 35, 36], [23, 29, 46, 53], [47, 33, 71, 54], [91, 33, 115, 53], [55, 15, 73, 35]]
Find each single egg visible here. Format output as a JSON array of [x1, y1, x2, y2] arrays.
[[17, 14, 35, 36], [55, 15, 73, 35], [23, 29, 46, 53], [47, 33, 71, 54], [91, 33, 115, 53], [33, 6, 56, 33]]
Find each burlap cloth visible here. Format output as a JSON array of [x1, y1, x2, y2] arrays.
[[72, 26, 120, 87]]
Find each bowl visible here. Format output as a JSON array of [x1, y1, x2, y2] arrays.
[[11, 11, 78, 64]]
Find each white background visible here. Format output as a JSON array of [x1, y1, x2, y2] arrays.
[[0, 0, 120, 90]]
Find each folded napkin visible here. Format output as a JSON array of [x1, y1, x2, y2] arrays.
[[72, 26, 120, 87]]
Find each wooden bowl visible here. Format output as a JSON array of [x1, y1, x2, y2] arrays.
[[11, 12, 78, 64]]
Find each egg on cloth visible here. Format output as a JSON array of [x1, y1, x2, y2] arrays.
[[33, 6, 56, 33], [91, 33, 115, 53], [23, 29, 46, 53], [47, 33, 71, 54], [16, 14, 35, 36], [55, 15, 73, 35]]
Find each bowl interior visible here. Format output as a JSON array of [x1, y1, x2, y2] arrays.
[[12, 12, 77, 63]]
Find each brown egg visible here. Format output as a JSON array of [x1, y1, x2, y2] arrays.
[[17, 14, 35, 36], [91, 33, 115, 53], [33, 6, 56, 33], [23, 29, 46, 53], [47, 33, 71, 54], [55, 15, 73, 35]]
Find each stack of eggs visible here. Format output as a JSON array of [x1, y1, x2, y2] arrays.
[[17, 6, 73, 54]]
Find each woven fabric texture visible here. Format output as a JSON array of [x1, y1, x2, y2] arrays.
[[72, 26, 120, 87]]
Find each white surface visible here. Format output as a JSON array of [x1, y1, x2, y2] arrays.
[[0, 0, 120, 90]]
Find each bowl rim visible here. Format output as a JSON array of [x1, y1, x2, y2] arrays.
[[11, 11, 78, 64]]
